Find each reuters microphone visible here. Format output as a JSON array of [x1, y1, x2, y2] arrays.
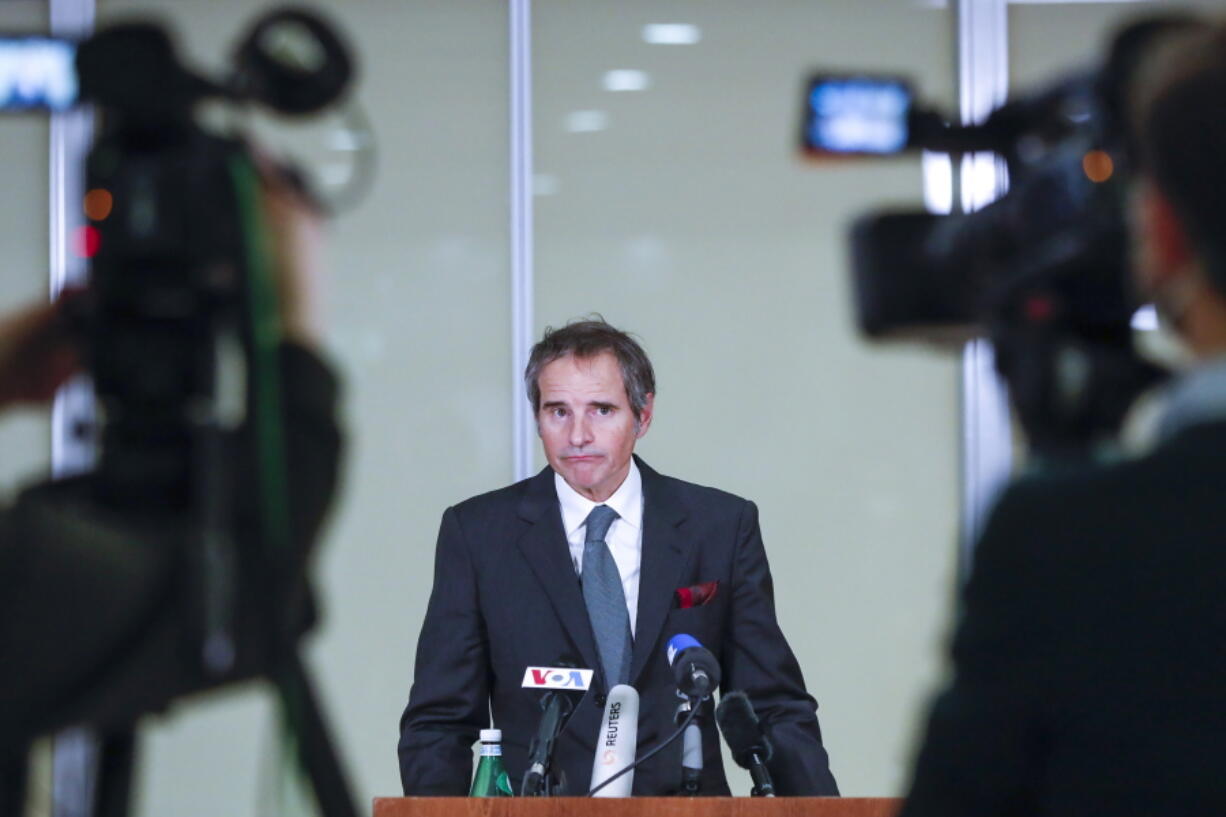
[[589, 684, 639, 797]]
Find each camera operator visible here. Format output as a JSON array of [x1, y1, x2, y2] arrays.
[[900, 18, 1226, 817], [0, 171, 343, 805]]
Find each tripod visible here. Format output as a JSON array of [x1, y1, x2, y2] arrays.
[[61, 648, 356, 817]]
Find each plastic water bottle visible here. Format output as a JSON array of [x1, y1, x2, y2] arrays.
[[469, 728, 513, 796]]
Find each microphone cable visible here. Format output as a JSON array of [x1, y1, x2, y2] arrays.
[[586, 698, 701, 797]]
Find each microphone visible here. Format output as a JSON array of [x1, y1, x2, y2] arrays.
[[665, 634, 721, 699], [520, 662, 593, 796], [588, 684, 639, 797], [714, 691, 776, 797]]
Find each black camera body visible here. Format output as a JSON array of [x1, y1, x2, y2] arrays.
[[86, 101, 250, 513], [802, 18, 1196, 454], [71, 16, 349, 513], [846, 71, 1132, 339]]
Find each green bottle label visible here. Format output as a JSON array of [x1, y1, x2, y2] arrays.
[[470, 755, 514, 797]]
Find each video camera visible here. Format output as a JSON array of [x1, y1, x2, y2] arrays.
[[1, 9, 360, 816], [801, 18, 1196, 454], [4, 9, 352, 511]]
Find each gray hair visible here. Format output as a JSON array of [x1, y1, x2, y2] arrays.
[[524, 317, 656, 422]]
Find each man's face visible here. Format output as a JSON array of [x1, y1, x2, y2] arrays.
[[536, 351, 653, 502]]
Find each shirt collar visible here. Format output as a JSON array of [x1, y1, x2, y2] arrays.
[[555, 459, 643, 538], [1156, 355, 1226, 442]]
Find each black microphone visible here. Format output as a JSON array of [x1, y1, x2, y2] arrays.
[[520, 660, 592, 795], [714, 691, 776, 797], [665, 634, 721, 699]]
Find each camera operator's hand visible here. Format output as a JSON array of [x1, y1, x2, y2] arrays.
[[0, 297, 80, 410], [260, 164, 326, 349]]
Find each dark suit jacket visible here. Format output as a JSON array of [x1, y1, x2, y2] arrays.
[[901, 421, 1226, 817], [398, 457, 838, 796]]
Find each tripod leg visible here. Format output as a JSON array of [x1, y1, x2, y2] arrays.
[[93, 730, 136, 817], [0, 748, 29, 817], [273, 650, 357, 817]]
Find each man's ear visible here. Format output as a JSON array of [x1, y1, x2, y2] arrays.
[[1139, 181, 1197, 288], [635, 393, 655, 438]]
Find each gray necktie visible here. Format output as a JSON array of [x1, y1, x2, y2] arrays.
[[581, 505, 633, 687]]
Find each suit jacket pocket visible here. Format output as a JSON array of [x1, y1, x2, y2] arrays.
[[663, 605, 721, 650]]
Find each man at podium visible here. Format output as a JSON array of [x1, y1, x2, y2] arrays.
[[398, 318, 838, 796]]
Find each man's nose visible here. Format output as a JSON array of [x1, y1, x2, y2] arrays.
[[569, 414, 593, 447]]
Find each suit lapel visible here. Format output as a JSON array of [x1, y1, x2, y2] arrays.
[[630, 458, 692, 685], [515, 467, 603, 677]]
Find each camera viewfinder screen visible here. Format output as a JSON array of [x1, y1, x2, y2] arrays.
[[803, 76, 912, 157], [0, 37, 78, 112]]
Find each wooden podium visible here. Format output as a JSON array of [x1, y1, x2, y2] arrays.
[[372, 798, 901, 817]]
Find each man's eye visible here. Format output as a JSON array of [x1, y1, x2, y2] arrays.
[[595, 406, 613, 416]]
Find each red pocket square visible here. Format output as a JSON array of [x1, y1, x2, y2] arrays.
[[675, 580, 719, 609]]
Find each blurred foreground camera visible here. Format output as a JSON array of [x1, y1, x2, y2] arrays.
[[76, 12, 351, 513], [801, 18, 1198, 454], [1, 8, 361, 817]]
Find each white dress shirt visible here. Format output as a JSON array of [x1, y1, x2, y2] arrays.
[[555, 460, 643, 636]]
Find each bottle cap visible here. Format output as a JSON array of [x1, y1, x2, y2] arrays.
[[479, 728, 502, 743]]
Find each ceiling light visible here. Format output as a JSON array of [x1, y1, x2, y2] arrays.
[[533, 174, 560, 196], [642, 24, 701, 45], [566, 110, 609, 133], [603, 70, 651, 92]]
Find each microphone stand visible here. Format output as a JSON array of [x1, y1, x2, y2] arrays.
[[747, 751, 775, 797], [521, 691, 574, 796], [675, 694, 703, 796]]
